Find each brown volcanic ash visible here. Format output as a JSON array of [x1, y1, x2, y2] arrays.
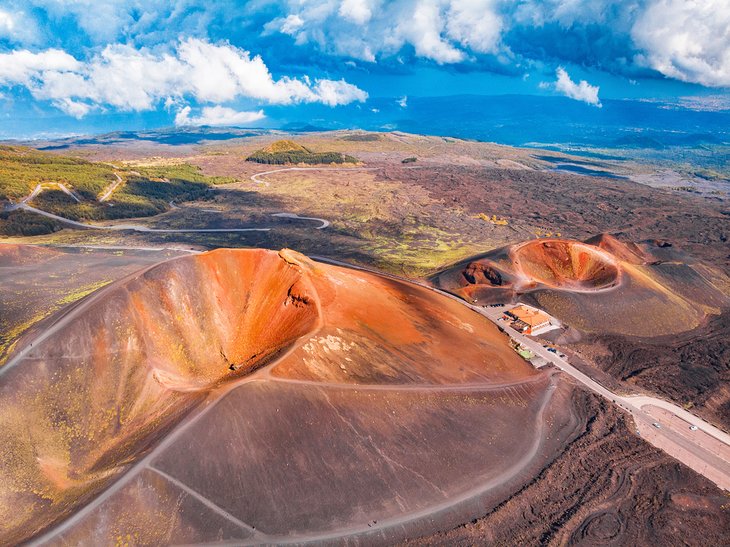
[[0, 242, 61, 266], [409, 389, 730, 546], [0, 248, 539, 544]]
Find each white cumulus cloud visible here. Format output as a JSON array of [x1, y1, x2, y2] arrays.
[[339, 0, 375, 25], [4, 0, 730, 91], [0, 38, 367, 117], [554, 67, 602, 107], [267, 0, 503, 64], [0, 49, 80, 84], [632, 0, 730, 87], [0, 10, 15, 33], [445, 0, 502, 54], [175, 105, 265, 126]]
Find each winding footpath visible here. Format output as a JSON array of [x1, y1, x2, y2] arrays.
[[13, 203, 272, 234], [5, 176, 334, 234], [24, 256, 557, 546], [98, 172, 123, 202]]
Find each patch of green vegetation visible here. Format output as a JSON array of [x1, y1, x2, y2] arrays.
[[0, 209, 62, 236], [0, 160, 229, 235], [340, 133, 382, 142], [247, 140, 358, 165], [133, 163, 237, 185], [26, 170, 213, 222], [0, 145, 116, 201], [56, 279, 111, 305]]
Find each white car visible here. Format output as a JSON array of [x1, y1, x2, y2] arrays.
[[689, 425, 698, 431], [652, 422, 661, 429]]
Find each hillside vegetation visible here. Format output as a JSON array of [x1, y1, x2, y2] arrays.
[[0, 148, 236, 235], [247, 140, 358, 165], [0, 145, 117, 202]]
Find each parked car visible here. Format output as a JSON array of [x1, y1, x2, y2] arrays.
[[689, 425, 698, 431], [652, 422, 661, 429]]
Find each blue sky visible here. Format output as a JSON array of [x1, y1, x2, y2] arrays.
[[0, 0, 728, 137]]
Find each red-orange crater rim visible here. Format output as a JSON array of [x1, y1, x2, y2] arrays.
[[512, 239, 621, 291]]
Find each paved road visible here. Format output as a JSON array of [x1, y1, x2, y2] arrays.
[[625, 395, 730, 445], [11, 250, 730, 544], [312, 256, 730, 492], [477, 305, 730, 491], [14, 203, 272, 233], [271, 212, 330, 229], [12, 192, 331, 234]]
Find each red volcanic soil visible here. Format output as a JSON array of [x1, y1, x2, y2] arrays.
[[0, 247, 545, 544], [585, 233, 655, 265], [511, 239, 620, 291], [432, 235, 729, 337]]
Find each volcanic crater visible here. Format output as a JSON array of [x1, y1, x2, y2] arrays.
[[512, 239, 621, 291], [0, 246, 561, 545]]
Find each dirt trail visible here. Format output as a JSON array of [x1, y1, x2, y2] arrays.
[[98, 172, 123, 202]]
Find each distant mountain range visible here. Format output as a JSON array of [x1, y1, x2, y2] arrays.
[[9, 95, 729, 174]]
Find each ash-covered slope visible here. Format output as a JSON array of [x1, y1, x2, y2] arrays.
[[1, 247, 545, 545]]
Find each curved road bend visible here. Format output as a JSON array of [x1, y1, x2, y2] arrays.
[[311, 256, 730, 492], [15, 202, 329, 234], [15, 203, 271, 234], [250, 166, 379, 187], [271, 212, 329, 229], [4, 184, 42, 211]]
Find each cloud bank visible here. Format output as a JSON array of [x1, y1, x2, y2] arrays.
[[0, 38, 367, 117], [261, 0, 730, 87], [174, 106, 266, 127], [631, 0, 730, 88], [0, 0, 727, 127]]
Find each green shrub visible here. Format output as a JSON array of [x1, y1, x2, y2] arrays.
[[0, 210, 61, 236], [246, 150, 358, 165], [340, 133, 382, 142]]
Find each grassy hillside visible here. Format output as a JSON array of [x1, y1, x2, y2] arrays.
[[247, 140, 358, 165], [0, 149, 237, 235], [0, 146, 117, 202]]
